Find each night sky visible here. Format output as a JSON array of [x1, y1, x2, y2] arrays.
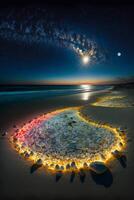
[[0, 2, 134, 85]]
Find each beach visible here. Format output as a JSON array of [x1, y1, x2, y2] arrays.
[[0, 87, 134, 200]]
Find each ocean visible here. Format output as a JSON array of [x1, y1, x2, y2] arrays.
[[0, 85, 112, 99]]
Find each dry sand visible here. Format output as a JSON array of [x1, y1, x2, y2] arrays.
[[0, 89, 134, 200]]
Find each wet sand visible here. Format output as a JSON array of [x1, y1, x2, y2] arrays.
[[0, 89, 134, 200]]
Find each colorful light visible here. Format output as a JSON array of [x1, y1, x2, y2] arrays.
[[10, 106, 127, 173]]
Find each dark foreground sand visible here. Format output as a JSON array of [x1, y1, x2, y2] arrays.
[[0, 89, 134, 200]]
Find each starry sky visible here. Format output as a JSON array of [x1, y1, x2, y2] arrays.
[[0, 2, 134, 85]]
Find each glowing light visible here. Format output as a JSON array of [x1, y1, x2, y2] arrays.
[[81, 92, 91, 101], [92, 95, 130, 108], [82, 55, 90, 64], [117, 52, 121, 56], [81, 84, 91, 90], [10, 106, 127, 173]]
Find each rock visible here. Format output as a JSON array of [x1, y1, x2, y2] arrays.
[[55, 164, 60, 171], [83, 162, 88, 168], [24, 152, 30, 158], [119, 142, 123, 147], [60, 166, 64, 170], [100, 153, 106, 160], [13, 137, 17, 143], [36, 159, 42, 165], [66, 164, 70, 170], [71, 161, 77, 169], [72, 120, 76, 123], [119, 131, 126, 137], [23, 151, 29, 158], [111, 150, 121, 158], [90, 161, 107, 174], [14, 144, 19, 149], [29, 151, 34, 156]]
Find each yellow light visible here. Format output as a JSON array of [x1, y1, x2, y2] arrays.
[[82, 55, 90, 64], [10, 106, 127, 173], [92, 95, 128, 108]]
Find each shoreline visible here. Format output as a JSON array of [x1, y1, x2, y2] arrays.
[[1, 88, 134, 200]]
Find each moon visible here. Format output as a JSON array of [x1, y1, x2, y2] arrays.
[[82, 55, 90, 64]]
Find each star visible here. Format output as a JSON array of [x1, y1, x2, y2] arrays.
[[117, 52, 121, 57]]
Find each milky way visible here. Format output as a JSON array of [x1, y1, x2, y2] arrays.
[[0, 6, 105, 64]]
